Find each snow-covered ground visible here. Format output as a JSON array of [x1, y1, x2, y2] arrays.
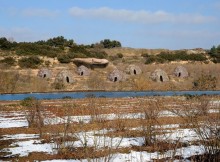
[[0, 130, 213, 162], [1, 124, 206, 160], [42, 145, 205, 162], [159, 128, 200, 143], [209, 100, 220, 107], [2, 140, 53, 157], [44, 113, 144, 125], [1, 101, 219, 161], [0, 111, 28, 128], [44, 108, 219, 125], [1, 107, 218, 128], [44, 110, 180, 125], [0, 134, 39, 140]]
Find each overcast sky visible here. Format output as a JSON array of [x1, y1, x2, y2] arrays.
[[0, 0, 219, 49]]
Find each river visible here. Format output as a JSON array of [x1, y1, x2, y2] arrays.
[[0, 91, 220, 101]]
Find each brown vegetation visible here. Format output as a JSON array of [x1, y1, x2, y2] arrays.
[[1, 96, 220, 161], [1, 47, 220, 93]]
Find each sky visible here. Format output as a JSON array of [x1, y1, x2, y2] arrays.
[[0, 0, 220, 49]]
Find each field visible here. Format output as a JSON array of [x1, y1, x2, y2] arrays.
[[0, 96, 219, 161]]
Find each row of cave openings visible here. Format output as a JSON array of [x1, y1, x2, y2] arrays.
[[39, 65, 187, 83], [42, 71, 183, 83], [113, 72, 183, 83]]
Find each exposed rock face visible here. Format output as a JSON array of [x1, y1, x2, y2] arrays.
[[150, 69, 169, 82], [125, 65, 142, 75], [55, 70, 74, 84], [37, 68, 52, 78], [173, 66, 189, 78], [107, 69, 126, 82], [77, 65, 90, 76], [73, 58, 109, 65]]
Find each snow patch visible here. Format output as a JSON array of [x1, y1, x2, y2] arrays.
[[2, 140, 53, 157], [42, 145, 205, 162], [1, 134, 39, 140], [0, 111, 28, 128]]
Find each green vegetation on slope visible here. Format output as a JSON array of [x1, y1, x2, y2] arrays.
[[144, 50, 208, 64], [0, 36, 220, 65], [208, 45, 220, 63], [0, 36, 113, 63]]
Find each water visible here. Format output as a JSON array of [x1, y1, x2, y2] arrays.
[[0, 91, 220, 101]]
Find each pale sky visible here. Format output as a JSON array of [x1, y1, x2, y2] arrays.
[[0, 0, 219, 49]]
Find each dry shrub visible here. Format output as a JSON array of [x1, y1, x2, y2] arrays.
[[87, 73, 105, 90], [131, 75, 152, 90], [47, 101, 77, 154], [114, 114, 127, 132], [193, 73, 217, 90], [138, 98, 162, 146], [0, 71, 20, 93], [86, 96, 105, 123], [21, 97, 45, 137], [169, 96, 220, 161]]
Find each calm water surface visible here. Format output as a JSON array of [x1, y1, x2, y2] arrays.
[[0, 91, 220, 101]]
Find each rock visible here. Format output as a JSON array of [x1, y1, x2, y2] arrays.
[[72, 58, 109, 65]]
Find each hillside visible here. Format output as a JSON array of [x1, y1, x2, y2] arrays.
[[0, 37, 220, 93]]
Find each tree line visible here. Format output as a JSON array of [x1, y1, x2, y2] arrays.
[[1, 36, 220, 64], [0, 36, 121, 50], [0, 36, 123, 68], [0, 36, 121, 57]]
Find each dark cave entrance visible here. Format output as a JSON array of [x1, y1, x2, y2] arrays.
[[134, 70, 136, 75], [160, 76, 163, 82], [66, 76, 70, 83]]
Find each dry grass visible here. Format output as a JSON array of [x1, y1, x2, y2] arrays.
[[103, 47, 169, 56], [1, 96, 219, 161], [1, 48, 220, 92]]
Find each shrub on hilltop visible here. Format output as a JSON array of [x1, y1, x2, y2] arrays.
[[100, 39, 121, 48], [91, 39, 122, 49], [157, 51, 207, 62], [0, 36, 111, 62], [145, 50, 207, 64], [208, 45, 220, 63], [0, 37, 17, 50], [16, 43, 61, 58], [18, 56, 43, 68]]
